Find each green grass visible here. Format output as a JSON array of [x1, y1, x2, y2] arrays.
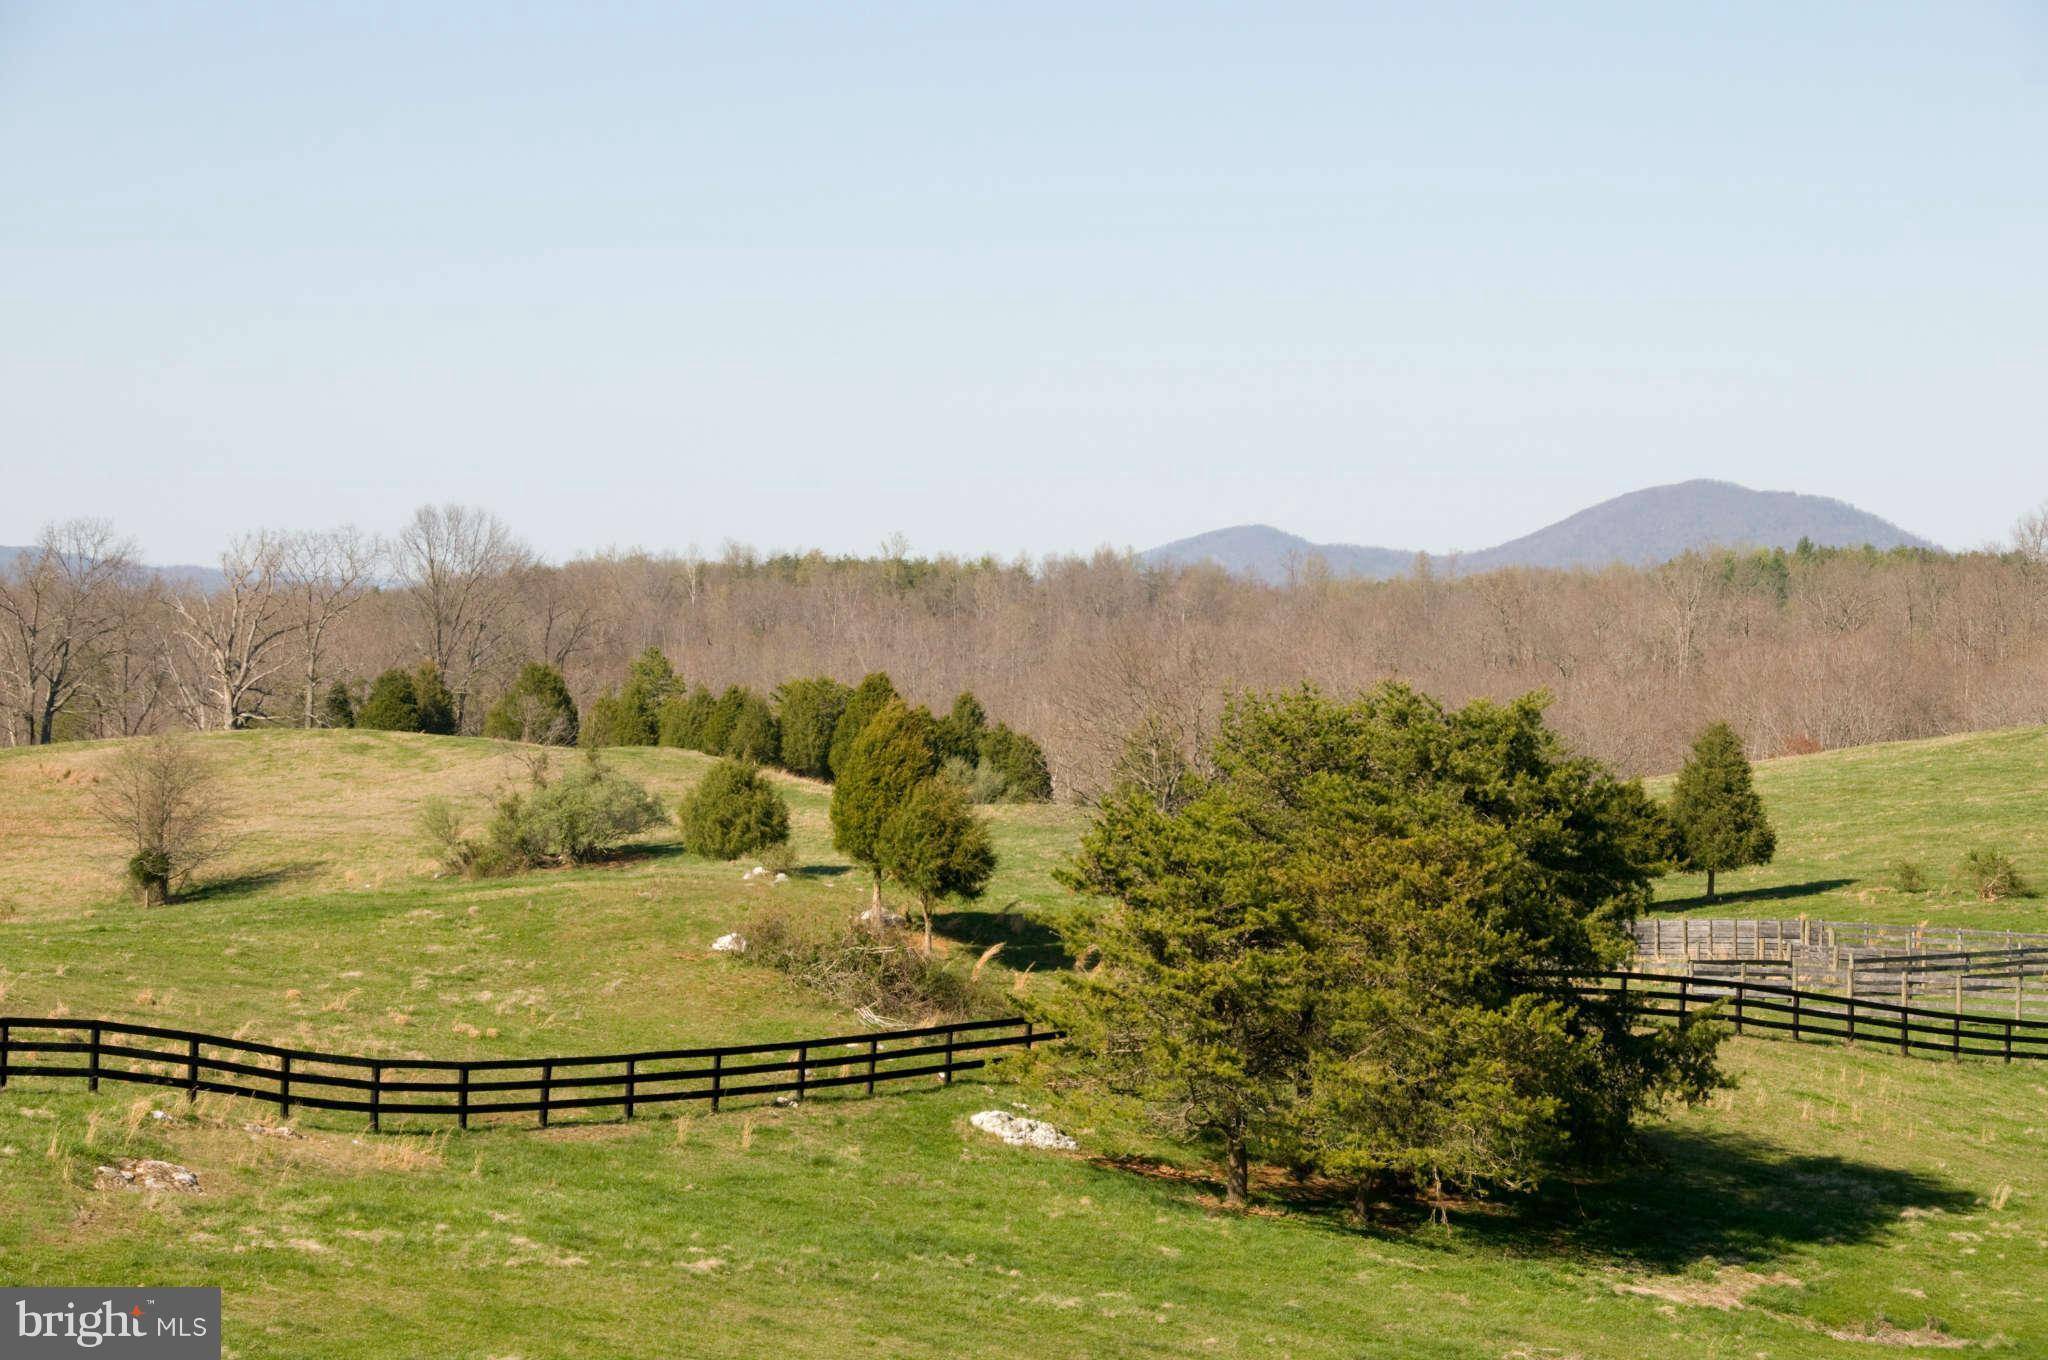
[[4, 725, 2048, 1356], [1649, 724, 2048, 929]]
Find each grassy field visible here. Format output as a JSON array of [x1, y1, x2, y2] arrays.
[[3, 725, 2048, 1356]]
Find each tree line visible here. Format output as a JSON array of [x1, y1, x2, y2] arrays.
[[11, 501, 2048, 791]]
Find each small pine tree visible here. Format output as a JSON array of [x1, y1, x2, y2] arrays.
[[830, 698, 939, 907], [827, 672, 899, 780], [935, 691, 988, 765], [772, 676, 850, 778], [677, 759, 792, 860], [581, 692, 625, 748], [657, 685, 717, 751], [320, 680, 356, 730], [483, 662, 580, 744], [615, 646, 677, 746], [980, 722, 1052, 802], [414, 662, 458, 735], [722, 689, 780, 764], [878, 777, 995, 950], [1669, 721, 1776, 902], [356, 669, 421, 732]]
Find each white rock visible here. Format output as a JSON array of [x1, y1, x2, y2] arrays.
[[773, 872, 788, 884], [970, 1110, 1076, 1152], [711, 933, 747, 953], [858, 903, 906, 929]]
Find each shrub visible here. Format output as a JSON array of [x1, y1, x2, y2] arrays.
[[482, 662, 579, 745], [878, 776, 996, 948], [699, 686, 745, 755], [1956, 850, 2031, 902], [979, 723, 1052, 802], [658, 685, 718, 751], [614, 647, 677, 746], [737, 905, 1008, 1024], [773, 676, 849, 778], [718, 687, 780, 763], [420, 756, 662, 876], [320, 680, 356, 729], [678, 759, 791, 860], [940, 755, 1012, 804], [1888, 859, 1930, 893], [90, 735, 229, 906], [357, 669, 421, 732], [580, 692, 626, 748], [413, 662, 458, 735], [827, 672, 899, 779], [935, 691, 988, 765]]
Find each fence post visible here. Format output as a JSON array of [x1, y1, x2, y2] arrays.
[[943, 1027, 955, 1085], [2005, 1019, 2014, 1065], [796, 1045, 808, 1103], [1024, 1020, 1035, 1050], [1899, 1001, 1909, 1057], [186, 1037, 199, 1101], [370, 1063, 382, 1133], [1677, 977, 1689, 1026], [1951, 1012, 1961, 1062], [866, 1039, 878, 1096], [458, 1065, 470, 1131], [89, 1022, 101, 1092], [710, 1052, 722, 1113], [624, 1059, 636, 1121], [540, 1061, 552, 1128], [1791, 987, 1801, 1042], [1734, 983, 1745, 1036], [279, 1053, 292, 1118], [0, 1021, 8, 1090]]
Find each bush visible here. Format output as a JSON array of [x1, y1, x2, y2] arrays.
[[658, 685, 718, 751], [413, 663, 457, 736], [979, 723, 1052, 802], [357, 669, 421, 732], [737, 905, 1008, 1024], [773, 676, 849, 778], [719, 687, 780, 763], [1888, 859, 1929, 893], [482, 662, 579, 745], [320, 680, 355, 729], [614, 647, 677, 746], [940, 755, 1012, 804], [580, 692, 626, 748], [90, 735, 229, 906], [936, 691, 988, 765], [1956, 850, 2031, 901], [420, 756, 663, 877], [678, 759, 791, 860]]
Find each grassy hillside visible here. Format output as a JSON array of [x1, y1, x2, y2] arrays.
[[4, 725, 2048, 1356], [1651, 724, 2048, 929]]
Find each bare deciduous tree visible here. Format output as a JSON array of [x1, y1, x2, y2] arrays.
[[280, 526, 382, 726], [166, 532, 296, 729], [393, 504, 531, 728], [89, 734, 230, 904], [0, 519, 138, 745]]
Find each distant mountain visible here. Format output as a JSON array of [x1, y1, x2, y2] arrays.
[[1141, 480, 1938, 582], [0, 545, 223, 591]]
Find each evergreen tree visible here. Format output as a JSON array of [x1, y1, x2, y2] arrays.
[[614, 646, 677, 746], [700, 685, 748, 755], [413, 662, 457, 735], [721, 688, 780, 764], [773, 676, 850, 778], [356, 669, 421, 732], [1668, 721, 1776, 902], [482, 662, 579, 745], [878, 776, 996, 950], [830, 698, 938, 907], [580, 692, 626, 748], [1043, 683, 1719, 1211], [677, 759, 791, 860], [935, 691, 988, 765], [320, 680, 356, 730], [980, 722, 1053, 801], [826, 671, 899, 780], [657, 685, 717, 751]]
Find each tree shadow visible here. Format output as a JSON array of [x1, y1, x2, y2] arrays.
[[181, 861, 325, 904], [1656, 879, 1855, 912], [935, 902, 1073, 971], [792, 864, 852, 879], [1365, 1128, 1971, 1269]]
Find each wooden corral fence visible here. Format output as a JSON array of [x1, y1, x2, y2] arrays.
[[0, 1015, 1052, 1131], [1633, 917, 2048, 961], [1561, 970, 2048, 1063]]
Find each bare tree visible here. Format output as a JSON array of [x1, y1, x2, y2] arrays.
[[166, 532, 297, 729], [89, 734, 230, 904], [393, 504, 531, 728], [280, 526, 382, 725], [0, 519, 138, 745]]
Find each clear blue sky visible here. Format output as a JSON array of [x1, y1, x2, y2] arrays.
[[3, 2, 2044, 563]]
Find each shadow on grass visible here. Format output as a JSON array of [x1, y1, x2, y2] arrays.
[[1231, 1126, 1973, 1268], [182, 861, 325, 903], [1657, 879, 1855, 912], [935, 902, 1073, 971]]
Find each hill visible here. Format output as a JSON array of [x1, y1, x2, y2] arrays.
[[0, 543, 223, 591], [1142, 479, 1938, 581], [4, 726, 2048, 1355]]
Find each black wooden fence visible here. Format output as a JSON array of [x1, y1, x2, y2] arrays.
[[0, 1015, 1052, 1131], [1561, 970, 2048, 1062]]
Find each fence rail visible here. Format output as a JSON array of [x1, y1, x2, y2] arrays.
[[0, 1014, 1054, 1131], [1559, 970, 2048, 1063]]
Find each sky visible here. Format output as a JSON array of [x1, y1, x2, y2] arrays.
[[3, 2, 2045, 565]]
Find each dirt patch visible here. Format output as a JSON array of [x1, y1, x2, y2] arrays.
[[1823, 1321, 1970, 1349], [96, 1158, 201, 1193], [1613, 1266, 1802, 1310]]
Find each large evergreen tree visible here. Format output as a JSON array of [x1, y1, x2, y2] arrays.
[[720, 688, 780, 764], [826, 672, 899, 780], [829, 698, 938, 907], [1668, 720, 1776, 902], [614, 647, 678, 746], [878, 776, 996, 950], [413, 662, 457, 736], [773, 676, 850, 778], [482, 662, 579, 745], [1043, 683, 1721, 1212]]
